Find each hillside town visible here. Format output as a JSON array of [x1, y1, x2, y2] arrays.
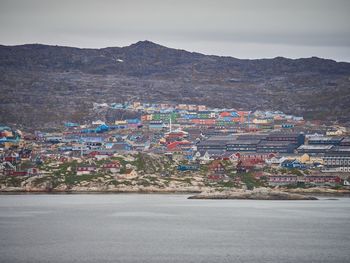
[[1, 101, 350, 192]]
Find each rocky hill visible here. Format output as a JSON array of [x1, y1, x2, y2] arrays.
[[1, 40, 350, 129]]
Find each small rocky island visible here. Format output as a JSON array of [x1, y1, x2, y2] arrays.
[[188, 188, 318, 200]]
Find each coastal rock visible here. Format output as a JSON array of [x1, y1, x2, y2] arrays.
[[286, 187, 350, 195], [188, 188, 318, 200]]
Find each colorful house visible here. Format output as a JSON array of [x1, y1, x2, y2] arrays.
[[280, 159, 306, 169], [177, 164, 199, 171], [76, 165, 96, 175], [207, 160, 227, 180], [101, 162, 121, 173], [268, 174, 298, 186], [167, 140, 192, 152]]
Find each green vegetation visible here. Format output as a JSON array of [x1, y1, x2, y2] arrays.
[[240, 173, 262, 190], [216, 180, 236, 188], [132, 153, 146, 171], [112, 157, 127, 166], [5, 176, 23, 187], [290, 169, 303, 176], [200, 164, 209, 174], [280, 168, 287, 174], [137, 179, 151, 187], [32, 176, 52, 186], [183, 177, 192, 184]]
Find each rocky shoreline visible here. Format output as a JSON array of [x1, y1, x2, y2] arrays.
[[1, 186, 349, 198], [188, 188, 318, 200], [0, 185, 205, 194], [284, 187, 350, 196]]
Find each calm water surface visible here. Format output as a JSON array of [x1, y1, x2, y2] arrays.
[[0, 194, 349, 263]]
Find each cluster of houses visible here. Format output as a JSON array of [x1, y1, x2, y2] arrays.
[[1, 102, 350, 188], [96, 101, 307, 132]]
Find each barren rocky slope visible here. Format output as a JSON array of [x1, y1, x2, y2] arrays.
[[1, 40, 350, 129]]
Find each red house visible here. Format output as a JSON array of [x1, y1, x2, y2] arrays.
[[167, 141, 192, 152], [208, 160, 227, 180], [76, 165, 96, 175], [219, 112, 231, 118], [234, 153, 276, 164], [268, 174, 298, 186], [304, 175, 341, 185], [4, 167, 38, 177], [165, 130, 188, 139], [101, 162, 121, 173], [236, 160, 255, 173]]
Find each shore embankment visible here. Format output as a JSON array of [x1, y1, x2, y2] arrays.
[[188, 188, 318, 200]]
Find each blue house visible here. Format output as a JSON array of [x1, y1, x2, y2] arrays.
[[0, 136, 20, 143], [112, 142, 132, 151], [177, 164, 199, 171], [0, 125, 12, 132], [149, 121, 165, 129], [282, 123, 294, 129], [64, 122, 79, 128], [81, 128, 96, 133], [126, 118, 141, 124], [95, 124, 109, 133], [111, 103, 124, 109], [184, 112, 198, 119], [230, 111, 240, 117], [59, 146, 73, 151], [222, 116, 232, 122], [281, 159, 305, 169], [80, 136, 104, 144]]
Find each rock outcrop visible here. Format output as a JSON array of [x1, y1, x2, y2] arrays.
[[188, 188, 318, 200]]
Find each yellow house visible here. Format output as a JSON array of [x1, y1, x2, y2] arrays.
[[197, 105, 207, 111], [298, 153, 310, 163], [115, 120, 128, 125], [133, 101, 141, 108], [253, 118, 272, 124], [297, 153, 324, 165], [326, 129, 343, 136], [310, 156, 324, 165]]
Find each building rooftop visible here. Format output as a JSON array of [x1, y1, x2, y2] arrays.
[[207, 135, 234, 141], [332, 146, 350, 152], [227, 139, 261, 145], [197, 140, 228, 146], [297, 145, 334, 150], [267, 132, 303, 138], [258, 140, 295, 146], [325, 146, 350, 157], [340, 137, 350, 143], [308, 136, 343, 142], [236, 134, 268, 140]]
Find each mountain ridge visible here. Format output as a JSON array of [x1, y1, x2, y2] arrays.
[[1, 40, 347, 63], [1, 40, 350, 129], [2, 41, 348, 63]]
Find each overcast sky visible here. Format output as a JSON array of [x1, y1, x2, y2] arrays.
[[1, 0, 349, 61]]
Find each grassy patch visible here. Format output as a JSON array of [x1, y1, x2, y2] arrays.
[[290, 169, 303, 176], [240, 173, 263, 190], [5, 176, 23, 187], [137, 179, 151, 187], [132, 153, 146, 171]]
